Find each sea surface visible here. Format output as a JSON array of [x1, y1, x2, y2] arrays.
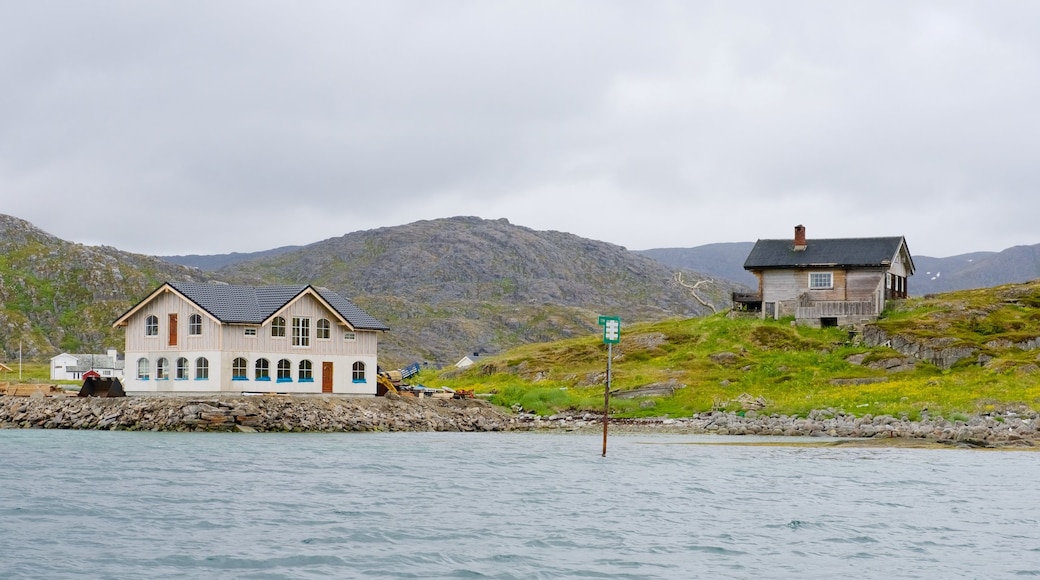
[[1, 430, 1038, 579]]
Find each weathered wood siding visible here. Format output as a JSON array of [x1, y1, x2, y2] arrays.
[[759, 268, 886, 320]]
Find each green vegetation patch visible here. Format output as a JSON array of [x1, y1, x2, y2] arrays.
[[430, 281, 1040, 419]]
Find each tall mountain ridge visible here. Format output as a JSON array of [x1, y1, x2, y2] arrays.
[[0, 214, 739, 366]]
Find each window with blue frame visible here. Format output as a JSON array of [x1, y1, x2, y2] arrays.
[[175, 357, 189, 380], [195, 357, 209, 380], [232, 357, 248, 381], [352, 361, 366, 383], [255, 358, 270, 381], [299, 360, 313, 382], [277, 359, 292, 382]]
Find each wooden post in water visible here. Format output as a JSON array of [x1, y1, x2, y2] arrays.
[[603, 341, 611, 457], [597, 316, 620, 457]]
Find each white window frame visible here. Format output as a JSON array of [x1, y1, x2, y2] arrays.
[[344, 331, 356, 341], [195, 357, 209, 380], [244, 327, 257, 337], [188, 314, 202, 336], [271, 317, 286, 338], [175, 357, 189, 380], [145, 315, 159, 337], [316, 318, 331, 340], [232, 357, 248, 380], [292, 317, 310, 347], [808, 272, 833, 290]]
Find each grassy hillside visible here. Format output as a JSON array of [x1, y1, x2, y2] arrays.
[[429, 281, 1040, 419], [0, 215, 215, 360]]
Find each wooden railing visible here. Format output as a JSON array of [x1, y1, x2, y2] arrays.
[[796, 300, 877, 319]]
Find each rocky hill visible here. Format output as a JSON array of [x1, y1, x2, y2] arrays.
[[216, 217, 744, 365], [0, 214, 742, 366], [0, 214, 216, 359], [911, 246, 1040, 295], [639, 243, 757, 288]]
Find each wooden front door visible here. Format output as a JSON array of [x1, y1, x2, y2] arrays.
[[168, 314, 178, 346], [322, 362, 333, 393]]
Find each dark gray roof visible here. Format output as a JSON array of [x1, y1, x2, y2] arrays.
[[744, 237, 911, 271], [166, 281, 389, 330]]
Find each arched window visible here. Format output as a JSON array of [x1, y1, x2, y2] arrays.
[[137, 358, 150, 380], [255, 358, 270, 381], [156, 357, 169, 380], [195, 357, 209, 380], [232, 357, 248, 380], [277, 359, 292, 382], [299, 360, 313, 382], [316, 318, 331, 339], [189, 314, 202, 335], [352, 361, 366, 383], [145, 315, 159, 336], [175, 357, 189, 380], [271, 316, 286, 338]]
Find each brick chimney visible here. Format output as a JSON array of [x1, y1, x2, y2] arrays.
[[794, 224, 807, 251]]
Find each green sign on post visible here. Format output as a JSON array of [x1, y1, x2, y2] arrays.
[[597, 315, 620, 456], [598, 315, 621, 344]]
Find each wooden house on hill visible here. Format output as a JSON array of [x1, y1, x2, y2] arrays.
[[112, 281, 389, 395], [737, 225, 914, 327]]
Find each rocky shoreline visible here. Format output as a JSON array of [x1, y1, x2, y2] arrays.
[[1, 395, 1037, 448]]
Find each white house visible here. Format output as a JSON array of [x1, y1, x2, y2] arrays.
[[50, 349, 124, 381], [112, 281, 389, 395], [454, 353, 482, 369]]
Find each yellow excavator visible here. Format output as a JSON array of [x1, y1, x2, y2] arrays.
[[376, 372, 399, 395]]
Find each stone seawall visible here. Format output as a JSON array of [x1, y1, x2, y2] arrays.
[[527, 409, 1040, 448], [2, 395, 1037, 448], [0, 395, 522, 432]]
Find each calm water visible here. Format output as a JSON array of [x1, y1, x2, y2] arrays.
[[1, 431, 1038, 579]]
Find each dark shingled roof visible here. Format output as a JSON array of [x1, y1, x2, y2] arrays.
[[743, 237, 910, 271], [167, 281, 389, 330]]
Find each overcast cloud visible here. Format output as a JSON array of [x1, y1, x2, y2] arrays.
[[2, 1, 1038, 257]]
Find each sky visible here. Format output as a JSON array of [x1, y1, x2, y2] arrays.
[[2, 1, 1038, 258]]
